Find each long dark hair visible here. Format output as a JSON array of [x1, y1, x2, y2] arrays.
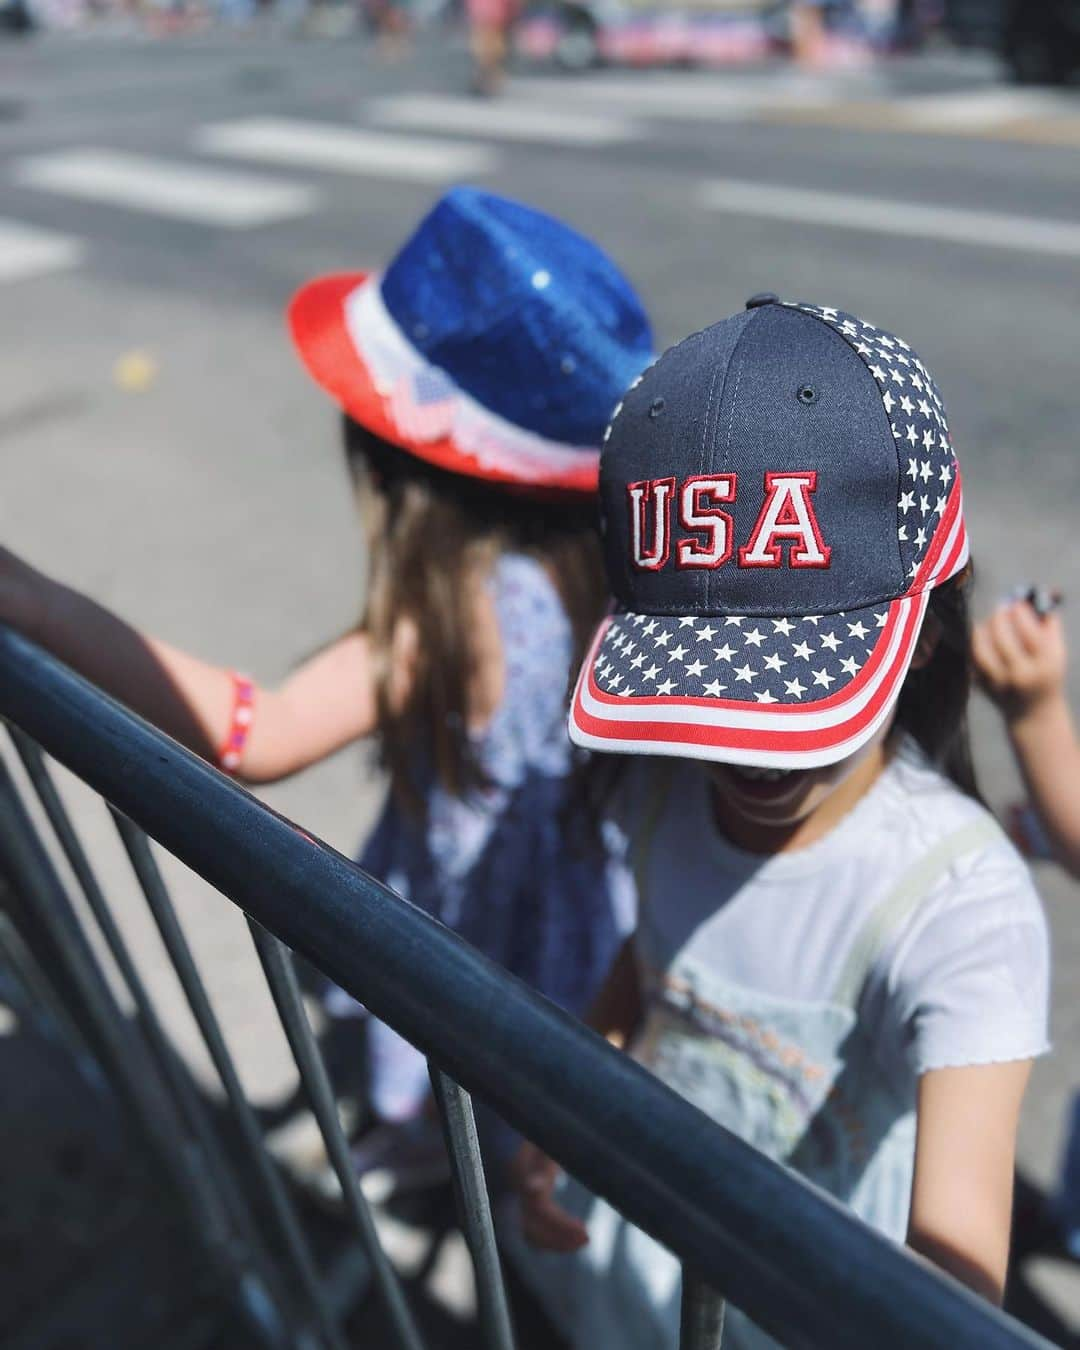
[[891, 567, 981, 800], [343, 417, 608, 813]]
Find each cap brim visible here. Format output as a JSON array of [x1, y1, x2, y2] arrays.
[[569, 589, 932, 771], [287, 273, 599, 496], [570, 471, 972, 770]]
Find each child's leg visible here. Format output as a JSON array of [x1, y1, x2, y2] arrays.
[[466, 0, 511, 94], [790, 0, 827, 66]]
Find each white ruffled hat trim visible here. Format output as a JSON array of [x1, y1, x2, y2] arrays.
[[344, 276, 599, 482]]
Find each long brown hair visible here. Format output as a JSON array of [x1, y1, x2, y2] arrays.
[[344, 417, 608, 813]]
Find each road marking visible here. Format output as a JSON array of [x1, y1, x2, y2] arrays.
[[197, 117, 500, 182], [11, 149, 318, 228], [699, 179, 1080, 260], [894, 88, 1073, 130], [367, 93, 640, 145], [0, 219, 85, 283], [514, 74, 1080, 144], [764, 87, 1080, 142], [508, 73, 847, 121], [4, 57, 260, 106]]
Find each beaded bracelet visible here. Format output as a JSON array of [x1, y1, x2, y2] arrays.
[[217, 672, 255, 775]]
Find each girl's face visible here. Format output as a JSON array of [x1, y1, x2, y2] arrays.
[[706, 612, 942, 853], [707, 722, 892, 853]]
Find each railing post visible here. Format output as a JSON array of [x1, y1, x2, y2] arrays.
[[0, 756, 284, 1341], [680, 1269, 726, 1350], [247, 920, 426, 1350], [110, 811, 348, 1350], [6, 728, 293, 1347], [428, 1069, 516, 1350]]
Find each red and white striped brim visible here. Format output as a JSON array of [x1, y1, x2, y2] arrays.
[[569, 480, 969, 770]]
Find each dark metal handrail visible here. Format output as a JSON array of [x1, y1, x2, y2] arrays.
[[0, 626, 1054, 1350]]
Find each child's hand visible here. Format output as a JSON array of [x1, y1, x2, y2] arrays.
[[972, 600, 1068, 723], [510, 1142, 590, 1252]]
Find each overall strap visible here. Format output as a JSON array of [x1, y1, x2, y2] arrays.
[[830, 816, 1003, 1011]]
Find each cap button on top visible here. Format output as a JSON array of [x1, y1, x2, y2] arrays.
[[745, 292, 780, 310]]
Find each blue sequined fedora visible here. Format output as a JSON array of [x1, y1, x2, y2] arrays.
[[288, 186, 653, 495]]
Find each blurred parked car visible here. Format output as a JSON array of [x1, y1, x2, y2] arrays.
[[516, 0, 786, 69], [942, 0, 1001, 45], [0, 0, 33, 31], [1001, 0, 1080, 84], [945, 0, 1080, 83], [514, 0, 929, 69]]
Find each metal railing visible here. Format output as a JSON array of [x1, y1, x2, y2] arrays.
[[0, 625, 1058, 1350]]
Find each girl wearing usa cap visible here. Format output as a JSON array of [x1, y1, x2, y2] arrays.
[[508, 299, 1050, 1346], [0, 187, 650, 1174]]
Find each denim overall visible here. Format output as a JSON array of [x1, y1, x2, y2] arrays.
[[503, 778, 999, 1350]]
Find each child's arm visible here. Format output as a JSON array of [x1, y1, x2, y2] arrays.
[[907, 1059, 1031, 1302], [0, 547, 381, 783], [973, 600, 1080, 879], [512, 937, 642, 1251]]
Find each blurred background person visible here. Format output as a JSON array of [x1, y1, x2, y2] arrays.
[[467, 0, 516, 94], [790, 0, 829, 67]]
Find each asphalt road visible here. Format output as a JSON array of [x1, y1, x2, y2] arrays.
[[2, 24, 1080, 1337]]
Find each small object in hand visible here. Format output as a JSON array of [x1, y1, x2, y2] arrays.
[[1007, 801, 1056, 863], [1007, 584, 1064, 619]]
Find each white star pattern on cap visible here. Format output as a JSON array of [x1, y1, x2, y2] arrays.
[[589, 608, 890, 705], [790, 302, 959, 587]]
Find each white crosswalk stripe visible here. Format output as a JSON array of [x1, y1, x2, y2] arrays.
[[891, 88, 1073, 131], [0, 218, 85, 283], [510, 73, 1080, 144], [11, 149, 319, 228], [197, 117, 500, 182], [700, 178, 1080, 259], [367, 94, 641, 146], [507, 73, 847, 122], [759, 85, 1080, 141]]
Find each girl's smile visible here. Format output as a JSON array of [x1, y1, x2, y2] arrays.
[[707, 727, 891, 853], [719, 765, 804, 805]]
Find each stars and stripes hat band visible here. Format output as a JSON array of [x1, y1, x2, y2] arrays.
[[569, 296, 969, 769]]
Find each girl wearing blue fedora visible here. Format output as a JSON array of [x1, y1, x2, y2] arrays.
[[0, 186, 653, 1179]]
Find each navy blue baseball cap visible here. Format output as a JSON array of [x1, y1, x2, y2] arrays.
[[569, 298, 969, 769]]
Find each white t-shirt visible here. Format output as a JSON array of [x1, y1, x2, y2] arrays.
[[624, 740, 1050, 1096]]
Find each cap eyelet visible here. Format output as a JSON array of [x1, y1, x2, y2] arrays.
[[797, 384, 819, 406], [649, 397, 666, 419]]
